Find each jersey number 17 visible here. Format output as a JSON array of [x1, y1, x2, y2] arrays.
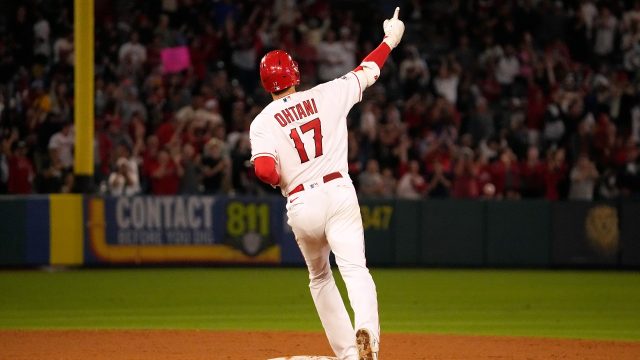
[[289, 118, 323, 163]]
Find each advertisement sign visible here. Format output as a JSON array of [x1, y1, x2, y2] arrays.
[[84, 196, 282, 264], [552, 202, 619, 266]]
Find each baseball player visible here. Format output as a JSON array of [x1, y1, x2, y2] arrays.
[[250, 8, 404, 360]]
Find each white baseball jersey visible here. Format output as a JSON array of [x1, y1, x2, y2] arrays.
[[250, 69, 379, 360], [250, 72, 364, 196]]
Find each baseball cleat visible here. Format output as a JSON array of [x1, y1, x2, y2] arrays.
[[356, 328, 378, 360]]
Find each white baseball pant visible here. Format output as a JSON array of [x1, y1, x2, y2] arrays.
[[286, 176, 379, 360]]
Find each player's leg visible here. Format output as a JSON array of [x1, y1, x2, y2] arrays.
[[287, 190, 358, 360], [324, 182, 380, 345]]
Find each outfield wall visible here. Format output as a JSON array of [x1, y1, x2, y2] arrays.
[[0, 195, 638, 267]]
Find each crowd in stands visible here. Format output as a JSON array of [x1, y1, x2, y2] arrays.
[[1, 0, 639, 200]]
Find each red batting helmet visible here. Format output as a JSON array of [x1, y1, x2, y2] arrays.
[[259, 50, 300, 93]]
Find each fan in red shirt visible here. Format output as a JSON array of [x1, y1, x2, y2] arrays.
[[451, 148, 480, 198], [519, 146, 546, 198], [543, 148, 568, 200], [490, 148, 521, 198], [526, 84, 546, 131], [7, 142, 34, 194], [155, 118, 177, 147], [149, 149, 183, 195], [141, 135, 160, 179]]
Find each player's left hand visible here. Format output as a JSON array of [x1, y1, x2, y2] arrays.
[[383, 7, 405, 49]]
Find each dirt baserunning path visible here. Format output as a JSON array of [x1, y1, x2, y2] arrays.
[[1, 330, 639, 359]]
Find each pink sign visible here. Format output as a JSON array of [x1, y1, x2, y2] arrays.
[[161, 46, 191, 74]]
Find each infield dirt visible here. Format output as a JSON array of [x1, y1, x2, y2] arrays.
[[1, 330, 639, 359]]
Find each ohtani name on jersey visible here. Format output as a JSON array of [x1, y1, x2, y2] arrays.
[[274, 98, 318, 127]]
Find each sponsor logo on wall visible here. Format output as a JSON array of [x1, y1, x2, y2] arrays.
[[85, 196, 282, 264], [585, 205, 619, 257], [114, 197, 216, 245]]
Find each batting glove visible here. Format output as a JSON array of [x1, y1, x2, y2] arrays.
[[383, 7, 405, 49]]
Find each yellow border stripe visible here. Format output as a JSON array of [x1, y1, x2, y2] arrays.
[[50, 195, 84, 265]]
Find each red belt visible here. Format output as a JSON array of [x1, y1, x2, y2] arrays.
[[289, 172, 343, 196]]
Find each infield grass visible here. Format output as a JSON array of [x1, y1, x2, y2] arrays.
[[0, 268, 638, 340]]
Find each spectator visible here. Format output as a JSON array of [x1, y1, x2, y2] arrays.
[[150, 149, 182, 195], [593, 6, 618, 60], [230, 25, 260, 91], [108, 157, 140, 196], [0, 147, 8, 194], [50, 82, 72, 123], [294, 32, 320, 84], [140, 135, 160, 190], [542, 91, 565, 146], [200, 139, 227, 194], [337, 27, 357, 75], [317, 31, 345, 82], [451, 149, 479, 199], [179, 143, 200, 194], [454, 35, 475, 73], [526, 84, 547, 135], [154, 14, 174, 47], [7, 142, 35, 194], [490, 148, 521, 199], [118, 32, 147, 76], [107, 143, 140, 196], [520, 146, 546, 198], [97, 116, 129, 174], [597, 167, 620, 199], [543, 148, 569, 200], [467, 97, 494, 144], [130, 112, 147, 157], [426, 160, 452, 198], [617, 140, 640, 195], [400, 46, 430, 96], [53, 32, 73, 65], [397, 160, 427, 199], [38, 157, 64, 194], [48, 122, 74, 171], [434, 58, 461, 104], [495, 45, 520, 94], [33, 11, 51, 60], [569, 155, 600, 200], [478, 34, 503, 68], [1, 0, 639, 200], [119, 89, 147, 124], [623, 1, 640, 28], [380, 168, 397, 198], [358, 159, 385, 197], [230, 135, 252, 194]]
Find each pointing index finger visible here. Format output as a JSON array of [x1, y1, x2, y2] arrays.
[[393, 7, 400, 19]]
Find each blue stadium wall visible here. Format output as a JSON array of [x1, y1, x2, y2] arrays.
[[0, 195, 639, 267]]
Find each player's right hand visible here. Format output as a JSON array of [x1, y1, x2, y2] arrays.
[[383, 7, 405, 49]]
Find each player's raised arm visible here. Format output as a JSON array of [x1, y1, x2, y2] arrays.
[[352, 7, 405, 89]]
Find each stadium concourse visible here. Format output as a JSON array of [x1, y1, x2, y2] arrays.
[[0, 0, 639, 200]]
